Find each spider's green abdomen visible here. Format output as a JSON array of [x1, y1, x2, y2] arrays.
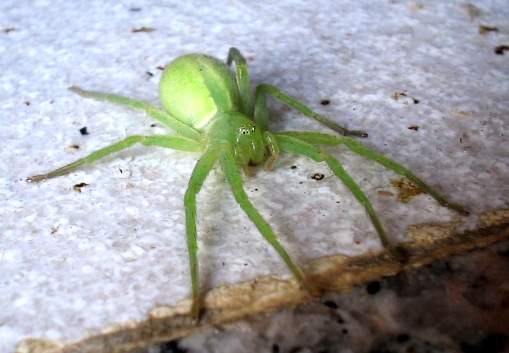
[[159, 54, 243, 131]]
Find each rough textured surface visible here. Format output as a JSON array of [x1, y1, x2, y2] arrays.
[[175, 240, 509, 353], [1, 1, 508, 352], [12, 210, 507, 353]]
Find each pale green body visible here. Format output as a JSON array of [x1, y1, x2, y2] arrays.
[[160, 54, 243, 130], [159, 53, 266, 167], [28, 48, 468, 321]]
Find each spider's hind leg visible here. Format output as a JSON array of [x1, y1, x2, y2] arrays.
[[68, 86, 201, 139], [27, 135, 201, 182], [184, 148, 220, 321], [254, 84, 368, 137]]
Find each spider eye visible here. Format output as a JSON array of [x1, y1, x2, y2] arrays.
[[237, 124, 255, 135]]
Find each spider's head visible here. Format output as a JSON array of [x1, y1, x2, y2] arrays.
[[235, 121, 265, 167], [207, 112, 266, 167]]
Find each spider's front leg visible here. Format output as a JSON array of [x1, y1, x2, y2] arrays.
[[218, 143, 316, 294], [274, 133, 405, 260], [227, 47, 253, 116], [279, 131, 469, 216], [275, 131, 469, 260]]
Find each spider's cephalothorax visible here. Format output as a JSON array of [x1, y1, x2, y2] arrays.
[[205, 112, 267, 168], [160, 53, 269, 169], [28, 48, 468, 321]]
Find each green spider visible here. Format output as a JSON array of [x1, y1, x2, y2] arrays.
[[28, 48, 468, 320]]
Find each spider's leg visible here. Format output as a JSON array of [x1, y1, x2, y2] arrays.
[[278, 131, 469, 216], [278, 131, 468, 216], [69, 87, 201, 139], [342, 138, 469, 215], [184, 148, 219, 321], [254, 84, 368, 137], [27, 135, 200, 182], [218, 143, 312, 289], [263, 131, 280, 170], [227, 47, 253, 116], [275, 133, 404, 260]]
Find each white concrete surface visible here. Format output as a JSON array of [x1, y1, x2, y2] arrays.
[[1, 0, 508, 351]]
